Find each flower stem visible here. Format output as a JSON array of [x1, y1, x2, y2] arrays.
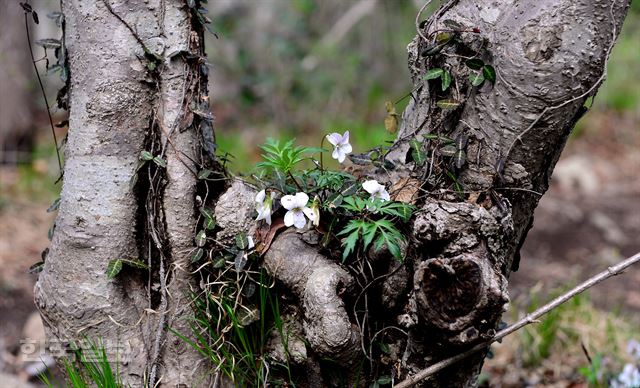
[[288, 171, 304, 192], [320, 136, 326, 171]]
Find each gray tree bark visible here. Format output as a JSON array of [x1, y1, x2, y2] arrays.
[[35, 0, 630, 387]]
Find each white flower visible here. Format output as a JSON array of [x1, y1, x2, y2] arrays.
[[255, 189, 275, 225], [326, 131, 353, 163], [613, 363, 640, 388], [362, 180, 390, 202], [627, 339, 640, 360], [281, 192, 315, 229]]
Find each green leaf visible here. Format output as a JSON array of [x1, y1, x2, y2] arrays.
[[482, 65, 496, 83], [436, 99, 461, 109], [235, 233, 249, 250], [198, 169, 213, 179], [28, 261, 45, 274], [191, 248, 204, 263], [203, 215, 216, 230], [106, 259, 123, 279], [341, 230, 360, 262], [469, 71, 485, 87], [47, 197, 61, 213], [212, 257, 226, 268], [195, 230, 207, 247], [140, 150, 154, 161], [153, 156, 167, 168], [441, 70, 452, 91], [377, 376, 392, 385], [121, 258, 148, 269], [439, 144, 457, 157], [424, 68, 443, 80], [410, 139, 427, 167], [361, 222, 377, 251], [465, 58, 484, 70]]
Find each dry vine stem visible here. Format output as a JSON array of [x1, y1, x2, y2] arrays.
[[395, 251, 640, 388]]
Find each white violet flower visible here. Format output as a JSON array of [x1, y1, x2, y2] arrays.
[[281, 192, 314, 229], [362, 179, 390, 202], [612, 363, 640, 388], [326, 130, 353, 163], [255, 189, 275, 225]]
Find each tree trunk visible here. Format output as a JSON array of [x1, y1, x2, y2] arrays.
[[35, 0, 215, 386], [35, 0, 630, 387]]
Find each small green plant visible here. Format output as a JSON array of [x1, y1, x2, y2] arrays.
[[251, 131, 414, 263], [41, 338, 123, 388]]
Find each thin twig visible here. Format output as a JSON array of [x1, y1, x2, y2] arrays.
[[23, 8, 63, 173], [394, 251, 640, 388], [415, 1, 433, 42]]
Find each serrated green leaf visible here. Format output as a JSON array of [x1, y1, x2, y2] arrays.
[[106, 259, 123, 279], [424, 68, 443, 80], [483, 65, 496, 83], [47, 197, 61, 213], [195, 230, 207, 247], [341, 230, 360, 262], [191, 248, 204, 263], [140, 150, 153, 161], [441, 70, 452, 91], [153, 156, 167, 168], [436, 99, 460, 109], [469, 71, 485, 87], [465, 58, 484, 70], [361, 222, 377, 251]]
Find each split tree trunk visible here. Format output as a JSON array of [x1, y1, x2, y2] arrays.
[[36, 0, 630, 387]]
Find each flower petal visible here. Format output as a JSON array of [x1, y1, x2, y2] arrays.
[[255, 189, 265, 203], [379, 190, 391, 202], [362, 180, 380, 194], [331, 148, 341, 161], [284, 210, 295, 227], [337, 150, 346, 163], [291, 210, 307, 229], [302, 206, 315, 222], [342, 130, 350, 145], [342, 143, 352, 154], [281, 195, 296, 210], [264, 211, 272, 225], [294, 192, 309, 208], [326, 133, 342, 146]]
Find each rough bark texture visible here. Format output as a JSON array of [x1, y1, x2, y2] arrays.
[[35, 0, 630, 387], [35, 1, 213, 386]]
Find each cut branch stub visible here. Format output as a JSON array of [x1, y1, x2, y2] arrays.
[[414, 251, 508, 345]]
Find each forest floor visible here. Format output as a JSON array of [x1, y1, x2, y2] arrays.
[[0, 110, 638, 386]]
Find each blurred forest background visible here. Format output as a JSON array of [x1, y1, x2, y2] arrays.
[[0, 0, 638, 386]]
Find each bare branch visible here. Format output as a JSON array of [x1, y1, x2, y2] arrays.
[[395, 251, 640, 388]]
